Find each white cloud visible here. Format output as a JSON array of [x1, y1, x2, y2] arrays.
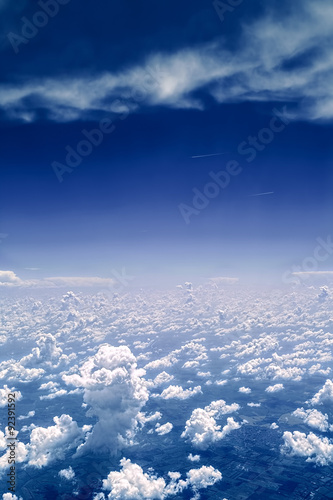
[[59, 466, 75, 481], [0, 334, 75, 384], [0, 270, 114, 288], [282, 431, 333, 465], [188, 453, 200, 462], [292, 408, 332, 432], [151, 372, 174, 387], [21, 333, 73, 369], [270, 423, 279, 429], [63, 344, 149, 455], [3, 1, 333, 122], [145, 354, 178, 371], [2, 495, 23, 500], [138, 411, 162, 426], [0, 361, 44, 383], [26, 414, 91, 468], [205, 400, 240, 417], [265, 384, 284, 393], [100, 458, 221, 499], [186, 465, 222, 491], [310, 380, 333, 405], [40, 389, 68, 400], [214, 380, 228, 386], [18, 411, 35, 421], [155, 422, 173, 436], [182, 361, 200, 369], [181, 400, 241, 450], [158, 385, 202, 400], [238, 387, 251, 394], [0, 271, 22, 286]]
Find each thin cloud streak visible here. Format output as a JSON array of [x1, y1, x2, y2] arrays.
[[249, 192, 274, 197], [191, 153, 226, 159]]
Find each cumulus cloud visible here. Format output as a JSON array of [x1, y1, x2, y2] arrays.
[[310, 380, 333, 405], [155, 422, 173, 436], [63, 344, 149, 455], [21, 333, 74, 369], [39, 389, 68, 400], [265, 384, 284, 393], [158, 385, 202, 400], [150, 372, 174, 387], [0, 334, 74, 384], [215, 380, 228, 386], [26, 414, 91, 468], [145, 355, 178, 371], [1, 275, 333, 497], [188, 453, 200, 462], [137, 411, 162, 426], [0, 361, 44, 383], [238, 387, 251, 394], [181, 400, 241, 450], [186, 465, 222, 491], [182, 361, 200, 369], [100, 458, 221, 499], [0, 271, 22, 286], [59, 466, 75, 481], [282, 431, 333, 465], [292, 408, 333, 432]]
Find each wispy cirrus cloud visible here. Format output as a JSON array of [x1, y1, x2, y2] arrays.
[[1, 0, 333, 122]]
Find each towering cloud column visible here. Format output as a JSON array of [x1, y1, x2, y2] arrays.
[[63, 344, 149, 455]]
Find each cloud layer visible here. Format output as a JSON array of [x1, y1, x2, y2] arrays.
[[2, 0, 333, 122]]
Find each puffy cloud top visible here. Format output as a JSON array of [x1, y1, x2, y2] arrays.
[[27, 414, 90, 468], [63, 344, 149, 455], [310, 380, 333, 405], [181, 400, 241, 450], [100, 458, 221, 499], [282, 431, 333, 466]]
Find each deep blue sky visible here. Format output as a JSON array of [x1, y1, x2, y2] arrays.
[[0, 0, 332, 286]]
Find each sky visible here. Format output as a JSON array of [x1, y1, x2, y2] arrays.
[[0, 0, 333, 287]]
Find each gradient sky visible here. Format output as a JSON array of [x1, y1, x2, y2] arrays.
[[0, 0, 333, 286]]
